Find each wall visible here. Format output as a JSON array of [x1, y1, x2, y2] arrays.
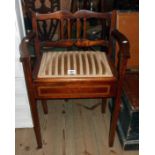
[[15, 0, 33, 128]]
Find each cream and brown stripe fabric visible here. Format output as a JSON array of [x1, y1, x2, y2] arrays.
[[38, 51, 113, 78]]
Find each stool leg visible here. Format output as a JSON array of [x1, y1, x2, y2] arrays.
[[41, 100, 48, 114], [29, 95, 42, 148], [22, 58, 42, 148], [101, 98, 107, 113], [109, 96, 121, 147]]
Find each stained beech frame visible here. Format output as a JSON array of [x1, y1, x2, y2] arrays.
[[20, 10, 130, 148]]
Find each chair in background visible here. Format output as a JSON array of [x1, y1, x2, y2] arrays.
[[22, 0, 60, 40], [20, 9, 130, 148]]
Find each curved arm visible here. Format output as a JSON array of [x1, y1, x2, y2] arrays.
[[20, 31, 36, 61], [111, 29, 130, 59], [20, 32, 36, 84], [110, 29, 130, 80]]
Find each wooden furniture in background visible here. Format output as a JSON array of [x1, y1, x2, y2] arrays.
[[20, 10, 130, 148], [71, 0, 114, 12], [110, 71, 139, 150], [114, 0, 139, 10], [98, 0, 115, 12], [60, 0, 72, 10], [114, 11, 139, 150], [112, 71, 139, 150], [22, 0, 60, 40], [116, 11, 139, 69]]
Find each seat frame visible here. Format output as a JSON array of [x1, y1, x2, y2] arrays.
[[20, 10, 130, 148]]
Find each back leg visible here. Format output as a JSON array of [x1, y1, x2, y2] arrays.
[[41, 100, 48, 114], [101, 98, 107, 113]]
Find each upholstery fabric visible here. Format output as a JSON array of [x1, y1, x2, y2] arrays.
[[38, 51, 113, 78]]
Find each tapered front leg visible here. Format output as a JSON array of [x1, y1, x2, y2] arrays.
[[41, 100, 48, 114], [108, 96, 121, 147], [29, 95, 42, 148], [20, 34, 50, 148]]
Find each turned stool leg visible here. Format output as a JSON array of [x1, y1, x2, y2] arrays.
[[41, 100, 48, 114], [101, 98, 107, 113]]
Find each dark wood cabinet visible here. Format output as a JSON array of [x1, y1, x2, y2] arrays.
[[114, 0, 139, 11], [110, 72, 139, 150], [116, 11, 139, 69]]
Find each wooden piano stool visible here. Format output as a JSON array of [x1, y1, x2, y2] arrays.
[[20, 10, 130, 148]]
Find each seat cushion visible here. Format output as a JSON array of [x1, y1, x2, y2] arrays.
[[38, 51, 113, 78]]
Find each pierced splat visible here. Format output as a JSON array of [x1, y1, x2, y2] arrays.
[[23, 0, 60, 40]]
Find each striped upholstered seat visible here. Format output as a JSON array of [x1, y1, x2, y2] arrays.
[[38, 51, 113, 78]]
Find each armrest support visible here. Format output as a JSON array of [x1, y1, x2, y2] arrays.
[[110, 29, 130, 79], [111, 29, 130, 59]]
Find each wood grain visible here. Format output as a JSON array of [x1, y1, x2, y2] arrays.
[[16, 100, 139, 155], [20, 9, 130, 148]]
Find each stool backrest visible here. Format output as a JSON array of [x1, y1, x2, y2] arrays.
[[31, 10, 116, 57]]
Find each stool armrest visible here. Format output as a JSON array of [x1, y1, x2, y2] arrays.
[[111, 29, 130, 80], [20, 31, 36, 61], [20, 32, 36, 84], [111, 29, 130, 59]]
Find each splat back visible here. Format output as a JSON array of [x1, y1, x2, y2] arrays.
[[31, 10, 116, 57], [24, 0, 60, 41]]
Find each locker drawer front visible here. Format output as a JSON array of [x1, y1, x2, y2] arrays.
[[35, 85, 113, 98]]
